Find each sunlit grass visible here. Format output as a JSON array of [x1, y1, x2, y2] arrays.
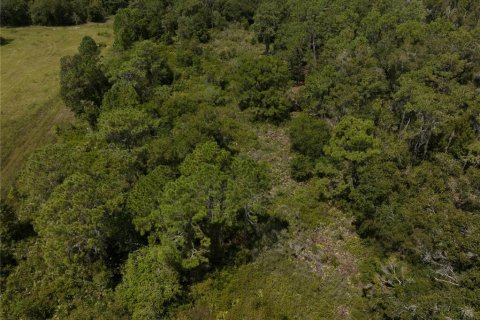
[[0, 19, 113, 193]]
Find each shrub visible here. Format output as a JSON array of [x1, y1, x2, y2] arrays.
[[289, 113, 330, 158]]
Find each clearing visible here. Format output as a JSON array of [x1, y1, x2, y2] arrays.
[[1, 20, 113, 194]]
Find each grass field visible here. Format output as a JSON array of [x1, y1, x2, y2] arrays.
[[1, 20, 113, 194]]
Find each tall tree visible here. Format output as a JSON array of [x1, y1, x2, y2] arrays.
[[60, 36, 109, 126], [252, 0, 283, 53]]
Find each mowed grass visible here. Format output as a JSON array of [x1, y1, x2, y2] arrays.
[[1, 20, 113, 193]]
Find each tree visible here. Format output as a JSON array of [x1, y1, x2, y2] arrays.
[[79, 35, 100, 56], [101, 0, 129, 15], [97, 107, 156, 148], [113, 7, 148, 49], [87, 0, 105, 22], [157, 142, 271, 270], [394, 53, 477, 161], [324, 116, 381, 164], [236, 56, 291, 121], [102, 80, 142, 111], [107, 41, 173, 104], [0, 202, 33, 290], [15, 142, 83, 222], [225, 156, 270, 224], [113, 1, 173, 49], [175, 0, 212, 42], [288, 113, 331, 181], [0, 0, 30, 26], [252, 0, 283, 53], [159, 141, 232, 269], [218, 0, 259, 23], [165, 105, 236, 162], [115, 246, 181, 320], [316, 116, 381, 198], [35, 173, 125, 264], [60, 36, 109, 126], [30, 0, 76, 26], [286, 0, 327, 64], [289, 113, 330, 158], [303, 32, 388, 119], [127, 165, 176, 234]]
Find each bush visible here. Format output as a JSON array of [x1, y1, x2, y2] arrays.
[[290, 154, 314, 181], [289, 113, 330, 158]]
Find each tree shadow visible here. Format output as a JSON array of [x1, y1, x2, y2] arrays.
[[0, 37, 14, 46]]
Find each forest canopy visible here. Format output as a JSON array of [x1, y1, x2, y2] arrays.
[[1, 0, 479, 319]]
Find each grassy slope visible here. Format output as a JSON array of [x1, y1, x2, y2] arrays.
[[0, 20, 113, 194]]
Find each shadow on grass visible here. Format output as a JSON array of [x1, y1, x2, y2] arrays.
[[0, 37, 14, 46]]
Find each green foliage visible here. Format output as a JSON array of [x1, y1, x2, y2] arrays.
[[0, 203, 17, 283], [175, 0, 212, 43], [115, 246, 181, 320], [0, 202, 32, 289], [236, 56, 291, 121], [106, 40, 173, 104], [101, 0, 129, 15], [181, 248, 366, 320], [35, 173, 122, 264], [303, 32, 388, 119], [2, 238, 117, 319], [289, 113, 330, 158], [113, 0, 172, 49], [102, 80, 142, 110], [79, 35, 100, 56], [88, 0, 105, 22], [29, 0, 103, 26], [252, 0, 284, 53], [1, 0, 112, 26], [113, 7, 146, 49], [60, 36, 109, 125], [218, 0, 259, 23], [393, 52, 478, 160], [158, 142, 228, 268], [313, 116, 381, 200], [161, 105, 239, 162], [324, 116, 381, 164], [30, 0, 76, 26], [0, 0, 30, 26], [4, 0, 480, 318], [15, 142, 82, 221], [97, 107, 156, 148], [156, 141, 270, 270], [127, 165, 176, 234], [290, 154, 314, 181]]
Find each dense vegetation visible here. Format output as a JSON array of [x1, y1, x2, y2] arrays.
[[0, 0, 128, 26], [1, 0, 479, 319]]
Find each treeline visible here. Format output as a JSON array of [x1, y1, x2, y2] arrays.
[[1, 0, 480, 319], [0, 0, 128, 26]]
